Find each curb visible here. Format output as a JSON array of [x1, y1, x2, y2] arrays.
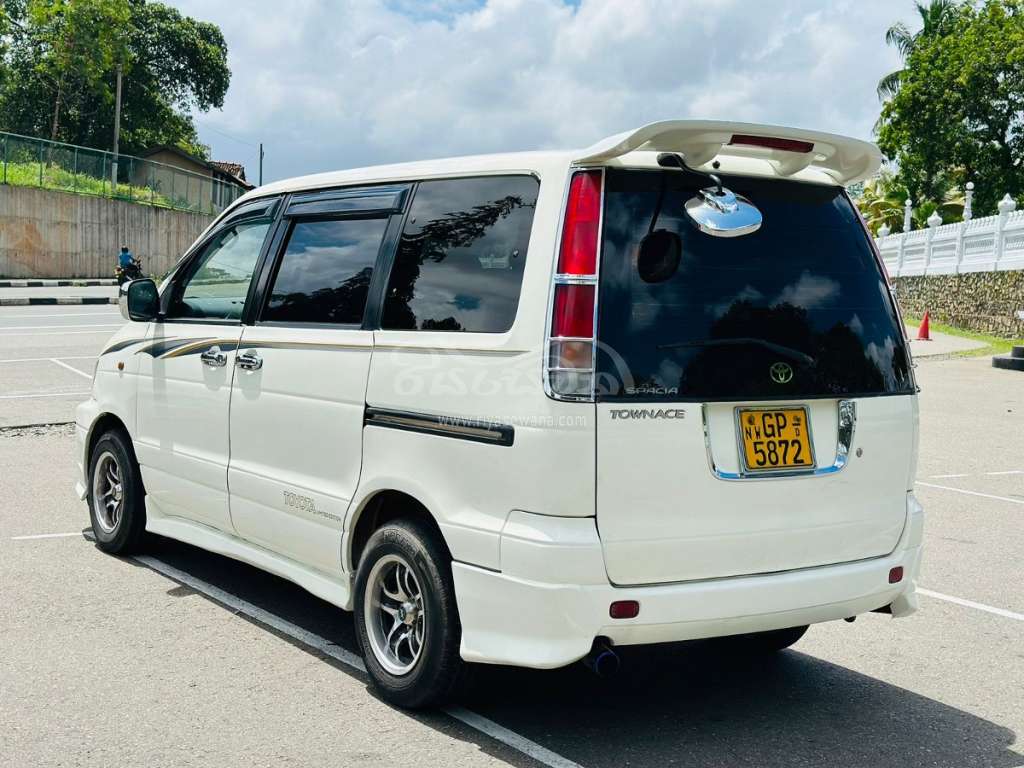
[[0, 279, 117, 287], [0, 297, 118, 306]]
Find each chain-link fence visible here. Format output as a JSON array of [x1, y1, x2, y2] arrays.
[[0, 131, 247, 215]]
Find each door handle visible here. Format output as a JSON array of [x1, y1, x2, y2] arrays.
[[200, 346, 227, 368], [236, 349, 263, 371]]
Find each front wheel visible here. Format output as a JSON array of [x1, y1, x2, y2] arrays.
[[353, 520, 465, 708], [87, 429, 147, 554]]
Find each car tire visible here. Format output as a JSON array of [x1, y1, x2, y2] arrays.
[[354, 519, 466, 709], [87, 429, 147, 555], [725, 624, 809, 653]]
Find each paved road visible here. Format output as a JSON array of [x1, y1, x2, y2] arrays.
[[1, 306, 1022, 767], [0, 305, 120, 426]]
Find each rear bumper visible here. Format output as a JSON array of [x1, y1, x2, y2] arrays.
[[453, 494, 924, 669]]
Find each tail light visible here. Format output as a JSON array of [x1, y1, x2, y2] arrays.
[[547, 169, 603, 400]]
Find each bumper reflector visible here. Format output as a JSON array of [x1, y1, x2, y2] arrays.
[[888, 566, 904, 584], [609, 600, 640, 619]]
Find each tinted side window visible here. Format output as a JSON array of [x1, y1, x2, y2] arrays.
[[262, 218, 388, 325], [382, 176, 538, 332], [168, 219, 270, 321]]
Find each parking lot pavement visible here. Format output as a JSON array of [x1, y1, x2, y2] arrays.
[[0, 304, 122, 427], [1, 330, 1022, 767]]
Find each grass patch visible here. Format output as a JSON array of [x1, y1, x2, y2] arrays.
[[3, 160, 199, 211], [904, 315, 1023, 357]]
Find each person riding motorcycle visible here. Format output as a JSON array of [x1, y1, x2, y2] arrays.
[[115, 246, 143, 285]]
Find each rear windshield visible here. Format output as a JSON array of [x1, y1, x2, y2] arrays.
[[596, 168, 913, 401]]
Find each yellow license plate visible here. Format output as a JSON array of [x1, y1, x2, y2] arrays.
[[737, 407, 815, 472]]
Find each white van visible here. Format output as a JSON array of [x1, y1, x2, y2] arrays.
[[76, 121, 923, 708]]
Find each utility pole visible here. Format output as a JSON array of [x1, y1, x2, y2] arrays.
[[111, 63, 123, 193], [258, 143, 264, 186]]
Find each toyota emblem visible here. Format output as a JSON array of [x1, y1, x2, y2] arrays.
[[769, 362, 794, 384]]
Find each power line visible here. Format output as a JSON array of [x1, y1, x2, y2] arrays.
[[192, 117, 259, 149]]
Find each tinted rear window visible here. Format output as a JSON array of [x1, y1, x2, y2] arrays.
[[263, 217, 388, 325], [596, 169, 913, 401], [381, 176, 538, 332]]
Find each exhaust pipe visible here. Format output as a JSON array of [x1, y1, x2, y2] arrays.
[[583, 640, 621, 678]]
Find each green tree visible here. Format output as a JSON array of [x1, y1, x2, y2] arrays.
[[876, 0, 1024, 217], [0, 0, 229, 158], [877, 0, 961, 99], [26, 0, 129, 142]]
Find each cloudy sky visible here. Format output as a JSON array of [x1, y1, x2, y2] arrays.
[[167, 0, 917, 184]]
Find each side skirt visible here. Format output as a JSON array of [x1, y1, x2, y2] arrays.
[[145, 510, 351, 611]]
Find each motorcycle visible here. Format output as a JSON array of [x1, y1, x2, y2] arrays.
[[115, 257, 144, 286]]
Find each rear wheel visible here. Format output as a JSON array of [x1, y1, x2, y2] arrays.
[[723, 625, 809, 653], [354, 519, 465, 708], [87, 429, 146, 554]]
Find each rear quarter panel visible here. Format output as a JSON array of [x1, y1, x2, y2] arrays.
[[353, 158, 597, 572]]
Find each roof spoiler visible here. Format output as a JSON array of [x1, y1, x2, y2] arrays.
[[574, 120, 882, 186]]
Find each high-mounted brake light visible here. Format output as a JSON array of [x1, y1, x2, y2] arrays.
[[546, 169, 603, 400], [730, 134, 815, 154]]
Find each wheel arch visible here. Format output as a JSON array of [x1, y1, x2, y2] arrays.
[[346, 489, 450, 574], [85, 412, 138, 469]]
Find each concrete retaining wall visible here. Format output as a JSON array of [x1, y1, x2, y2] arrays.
[[893, 270, 1024, 338], [0, 184, 213, 278]]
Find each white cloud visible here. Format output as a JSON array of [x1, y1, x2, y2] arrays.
[[775, 271, 841, 308], [167, 0, 911, 183]]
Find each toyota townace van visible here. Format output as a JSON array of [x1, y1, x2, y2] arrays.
[[76, 120, 923, 708]]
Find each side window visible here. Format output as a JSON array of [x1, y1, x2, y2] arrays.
[[382, 175, 539, 332], [262, 217, 389, 325], [168, 219, 271, 321]]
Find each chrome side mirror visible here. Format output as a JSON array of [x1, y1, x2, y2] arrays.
[[119, 279, 159, 322], [685, 185, 762, 238]]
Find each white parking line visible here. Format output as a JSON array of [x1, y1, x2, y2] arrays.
[[0, 329, 118, 337], [0, 312, 119, 319], [919, 589, 1024, 622], [0, 323, 122, 331], [49, 358, 92, 379], [927, 470, 1022, 479], [446, 706, 585, 768], [10, 531, 86, 540], [133, 555, 584, 768], [916, 481, 1024, 506], [0, 391, 90, 400], [0, 356, 96, 364]]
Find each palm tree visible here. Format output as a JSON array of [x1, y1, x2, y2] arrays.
[[877, 0, 960, 99], [856, 173, 908, 234], [856, 171, 966, 234]]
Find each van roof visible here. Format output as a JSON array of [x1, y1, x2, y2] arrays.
[[242, 120, 880, 204]]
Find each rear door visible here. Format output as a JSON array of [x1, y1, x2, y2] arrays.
[[594, 168, 916, 585], [226, 186, 406, 573]]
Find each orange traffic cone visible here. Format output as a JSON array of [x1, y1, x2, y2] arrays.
[[917, 312, 931, 341]]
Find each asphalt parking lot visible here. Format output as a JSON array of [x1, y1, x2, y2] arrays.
[[1, 304, 1022, 768], [0, 304, 118, 427]]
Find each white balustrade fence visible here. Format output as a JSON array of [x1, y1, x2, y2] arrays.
[[877, 194, 1024, 276]]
